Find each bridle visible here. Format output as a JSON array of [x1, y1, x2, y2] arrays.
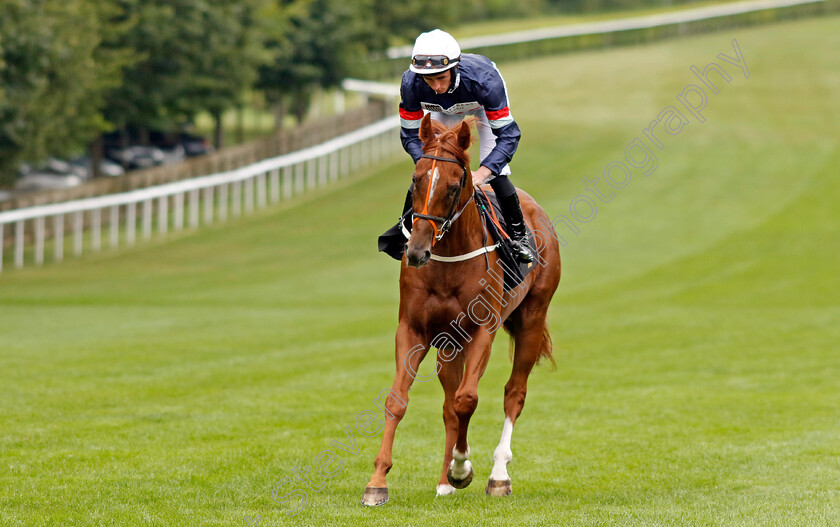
[[411, 147, 475, 245]]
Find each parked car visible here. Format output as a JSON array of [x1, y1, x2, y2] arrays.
[[69, 155, 126, 178], [102, 128, 213, 171], [16, 171, 83, 192], [160, 144, 187, 165], [148, 130, 215, 157], [105, 145, 167, 170], [40, 157, 88, 179], [181, 133, 215, 157]]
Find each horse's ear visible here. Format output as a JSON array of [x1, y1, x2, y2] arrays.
[[419, 114, 434, 145], [456, 121, 471, 152]]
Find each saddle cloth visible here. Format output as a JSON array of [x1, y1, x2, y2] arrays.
[[377, 189, 537, 291]]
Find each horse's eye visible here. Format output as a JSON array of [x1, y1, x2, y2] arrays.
[[447, 183, 460, 195]]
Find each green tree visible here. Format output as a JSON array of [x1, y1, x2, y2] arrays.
[[361, 0, 463, 47], [258, 0, 348, 125], [0, 0, 122, 187], [102, 0, 273, 148]]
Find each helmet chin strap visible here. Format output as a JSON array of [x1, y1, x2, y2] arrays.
[[447, 66, 461, 93]]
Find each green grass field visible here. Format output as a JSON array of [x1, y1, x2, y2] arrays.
[[2, 15, 839, 527]]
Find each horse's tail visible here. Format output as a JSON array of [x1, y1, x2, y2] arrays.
[[538, 320, 556, 370], [504, 318, 556, 370]]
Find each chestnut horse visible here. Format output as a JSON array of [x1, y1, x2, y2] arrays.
[[362, 115, 561, 506]]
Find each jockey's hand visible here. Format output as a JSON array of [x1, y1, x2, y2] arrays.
[[472, 166, 492, 187]]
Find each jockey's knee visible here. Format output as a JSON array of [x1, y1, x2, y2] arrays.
[[489, 174, 516, 198]]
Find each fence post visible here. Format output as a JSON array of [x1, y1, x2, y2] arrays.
[[257, 172, 267, 208], [127, 203, 136, 245], [74, 211, 83, 256], [219, 184, 229, 222], [245, 177, 254, 214], [283, 166, 293, 199], [158, 196, 168, 235], [372, 132, 381, 163], [110, 206, 120, 248], [143, 199, 153, 239], [92, 209, 102, 251], [35, 217, 45, 266], [174, 192, 184, 231], [270, 168, 280, 203], [341, 147, 350, 178], [203, 187, 214, 225], [330, 151, 339, 182], [378, 132, 386, 161], [54, 215, 64, 262], [317, 156, 327, 187], [190, 190, 200, 228], [353, 143, 362, 172], [15, 220, 24, 268], [361, 137, 371, 168], [307, 159, 317, 190], [233, 181, 242, 217], [295, 163, 305, 195]]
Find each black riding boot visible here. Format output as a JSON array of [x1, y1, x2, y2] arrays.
[[401, 185, 413, 217], [377, 186, 414, 260], [498, 191, 535, 263]]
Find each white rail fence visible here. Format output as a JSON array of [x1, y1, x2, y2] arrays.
[[0, 115, 401, 273]]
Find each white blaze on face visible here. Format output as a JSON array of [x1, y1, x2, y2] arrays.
[[427, 166, 440, 203]]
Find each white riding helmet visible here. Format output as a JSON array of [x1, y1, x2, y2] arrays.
[[409, 29, 461, 75]]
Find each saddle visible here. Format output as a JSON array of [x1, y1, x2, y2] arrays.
[[377, 188, 537, 291]]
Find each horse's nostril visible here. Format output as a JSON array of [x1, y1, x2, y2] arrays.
[[424, 251, 431, 259]]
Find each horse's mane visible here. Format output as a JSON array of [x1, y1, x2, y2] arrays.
[[422, 118, 474, 168]]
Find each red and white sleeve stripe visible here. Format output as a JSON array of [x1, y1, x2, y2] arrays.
[[485, 106, 514, 129], [399, 108, 424, 129]]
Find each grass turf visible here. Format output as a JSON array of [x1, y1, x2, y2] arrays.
[[1, 15, 839, 527]]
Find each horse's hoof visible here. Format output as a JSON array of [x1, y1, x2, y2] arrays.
[[446, 461, 474, 489], [485, 478, 512, 497], [361, 486, 389, 507]]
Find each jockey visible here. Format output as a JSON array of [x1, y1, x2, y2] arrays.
[[398, 29, 535, 263]]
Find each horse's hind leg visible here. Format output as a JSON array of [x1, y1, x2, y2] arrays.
[[487, 310, 548, 497]]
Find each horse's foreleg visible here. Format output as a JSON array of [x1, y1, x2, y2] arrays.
[[436, 353, 464, 496], [447, 331, 493, 489], [362, 323, 427, 506], [487, 319, 545, 497]]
